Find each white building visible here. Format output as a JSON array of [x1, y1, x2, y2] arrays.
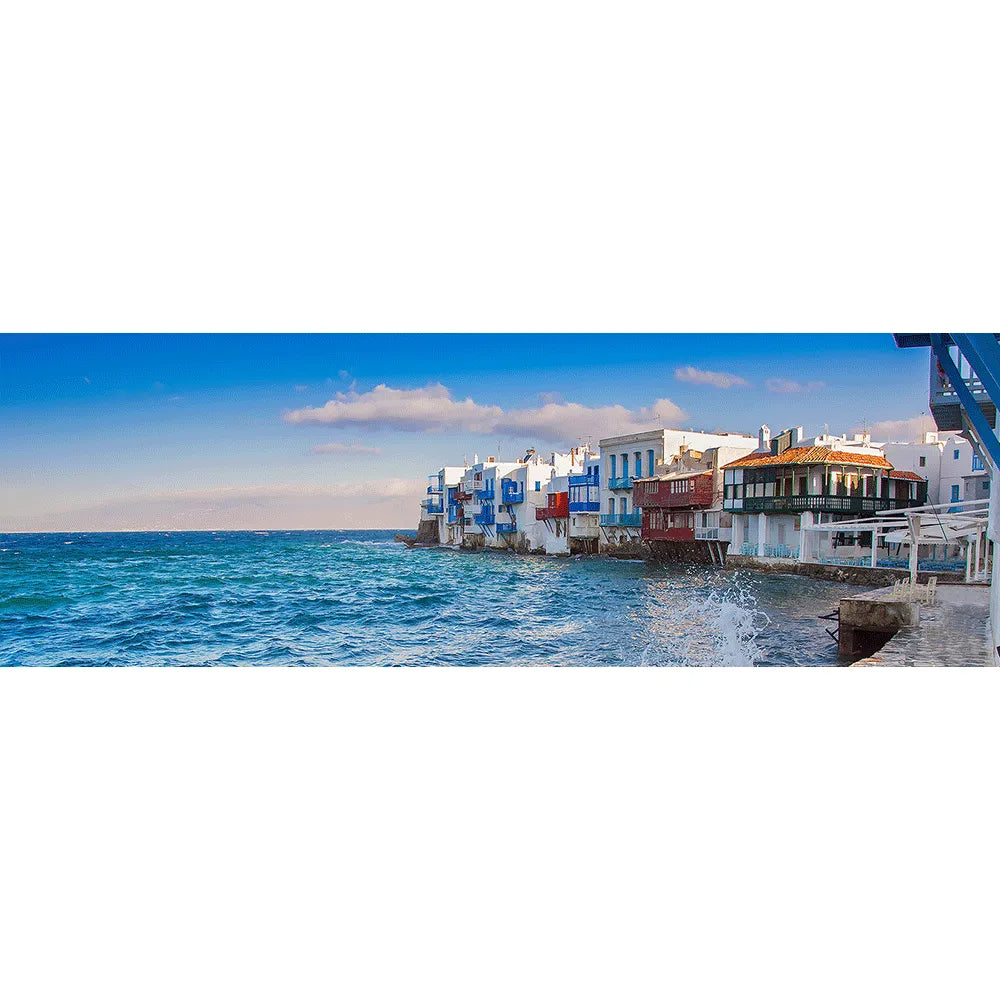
[[422, 466, 468, 546], [494, 449, 562, 552], [722, 426, 928, 568], [458, 457, 524, 548], [880, 431, 989, 507], [598, 427, 758, 552], [535, 450, 601, 555]]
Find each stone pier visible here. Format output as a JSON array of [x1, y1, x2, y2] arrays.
[[850, 585, 992, 667]]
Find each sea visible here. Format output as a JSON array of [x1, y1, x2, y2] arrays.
[[0, 530, 866, 667]]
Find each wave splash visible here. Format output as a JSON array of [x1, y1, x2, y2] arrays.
[[640, 572, 771, 667]]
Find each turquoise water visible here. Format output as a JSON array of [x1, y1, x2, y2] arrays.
[[0, 531, 864, 666]]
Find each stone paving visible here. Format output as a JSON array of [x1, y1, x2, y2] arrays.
[[852, 585, 992, 667]]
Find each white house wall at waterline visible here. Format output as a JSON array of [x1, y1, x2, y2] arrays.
[[425, 448, 594, 552], [416, 422, 946, 571]]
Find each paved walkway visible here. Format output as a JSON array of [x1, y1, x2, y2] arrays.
[[852, 585, 992, 667]]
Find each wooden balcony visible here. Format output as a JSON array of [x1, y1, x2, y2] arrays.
[[536, 494, 569, 519]]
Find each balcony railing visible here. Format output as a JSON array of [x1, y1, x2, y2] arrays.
[[446, 506, 463, 524], [725, 494, 922, 515], [501, 482, 524, 504], [496, 522, 518, 534], [426, 485, 443, 495], [600, 512, 642, 527], [424, 499, 443, 515], [694, 526, 733, 542], [476, 483, 495, 500], [738, 542, 801, 560], [475, 509, 495, 526], [762, 544, 799, 559], [568, 472, 600, 487], [608, 476, 632, 490], [452, 489, 473, 502], [568, 500, 601, 512]]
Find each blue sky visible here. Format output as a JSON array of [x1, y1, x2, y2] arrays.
[[2, 334, 934, 530]]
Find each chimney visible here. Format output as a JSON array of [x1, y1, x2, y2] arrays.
[[758, 424, 771, 452]]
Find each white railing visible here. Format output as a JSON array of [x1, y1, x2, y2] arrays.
[[694, 526, 732, 541]]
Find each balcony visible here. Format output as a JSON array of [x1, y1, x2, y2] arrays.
[[608, 476, 632, 491], [600, 512, 642, 527], [496, 522, 518, 534], [726, 494, 922, 515], [569, 471, 600, 487], [446, 505, 463, 524], [426, 485, 443, 495], [452, 489, 473, 503], [694, 526, 733, 542], [476, 483, 495, 500], [475, 508, 495, 526], [536, 494, 569, 520], [930, 349, 997, 432], [501, 482, 524, 504], [424, 499, 443, 515], [568, 500, 601, 512]]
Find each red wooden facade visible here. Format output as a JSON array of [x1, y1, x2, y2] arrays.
[[536, 492, 569, 520], [635, 472, 713, 509], [641, 509, 699, 542], [637, 472, 713, 542]]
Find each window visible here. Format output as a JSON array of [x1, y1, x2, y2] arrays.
[[972, 454, 984, 471], [634, 451, 642, 477], [984, 480, 991, 494], [950, 484, 960, 503], [919, 456, 926, 468], [648, 450, 655, 476], [954, 449, 960, 460], [621, 454, 628, 478], [609, 498, 615, 515], [621, 498, 628, 515], [534, 481, 541, 491]]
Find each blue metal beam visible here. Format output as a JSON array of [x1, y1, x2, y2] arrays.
[[950, 333, 1000, 405], [930, 333, 1000, 469]]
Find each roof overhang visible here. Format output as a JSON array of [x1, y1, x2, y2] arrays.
[[893, 332, 956, 349]]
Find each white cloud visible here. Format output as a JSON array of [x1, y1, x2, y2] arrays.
[[674, 365, 748, 388], [311, 442, 382, 455], [495, 398, 687, 441], [338, 370, 351, 380], [537, 391, 565, 405], [294, 384, 309, 392], [859, 415, 935, 442], [283, 383, 687, 443], [765, 378, 825, 393], [285, 383, 503, 432]]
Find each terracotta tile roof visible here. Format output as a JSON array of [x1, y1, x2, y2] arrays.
[[888, 469, 926, 481], [721, 446, 893, 470]]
